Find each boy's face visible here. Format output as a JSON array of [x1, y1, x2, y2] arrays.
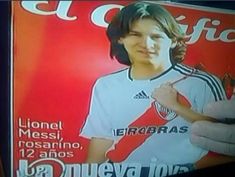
[[119, 18, 174, 66]]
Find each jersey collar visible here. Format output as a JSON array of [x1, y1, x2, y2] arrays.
[[128, 65, 174, 81]]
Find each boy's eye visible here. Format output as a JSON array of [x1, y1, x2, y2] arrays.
[[151, 35, 162, 39], [128, 32, 141, 37]]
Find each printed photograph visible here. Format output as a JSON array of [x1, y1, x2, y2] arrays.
[[10, 1, 235, 177]]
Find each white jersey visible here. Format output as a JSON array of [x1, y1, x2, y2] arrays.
[[80, 63, 226, 166]]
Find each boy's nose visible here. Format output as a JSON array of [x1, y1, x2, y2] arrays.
[[141, 36, 155, 49]]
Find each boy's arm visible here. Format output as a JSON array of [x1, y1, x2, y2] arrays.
[[86, 137, 113, 163], [152, 83, 235, 168], [151, 83, 214, 123]]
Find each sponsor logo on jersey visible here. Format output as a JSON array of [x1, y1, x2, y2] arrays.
[[113, 125, 189, 136], [155, 102, 177, 121], [133, 90, 150, 99]]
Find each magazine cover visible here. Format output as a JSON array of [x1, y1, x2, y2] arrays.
[[11, 1, 235, 177]]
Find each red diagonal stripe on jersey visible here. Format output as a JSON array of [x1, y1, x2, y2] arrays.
[[106, 93, 191, 162]]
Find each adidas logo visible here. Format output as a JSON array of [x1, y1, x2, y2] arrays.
[[133, 90, 149, 99]]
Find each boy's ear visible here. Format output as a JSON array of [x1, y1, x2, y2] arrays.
[[118, 38, 123, 44]]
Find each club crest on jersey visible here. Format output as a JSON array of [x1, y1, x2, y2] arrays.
[[155, 101, 177, 121]]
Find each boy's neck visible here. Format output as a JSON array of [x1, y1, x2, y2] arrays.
[[130, 62, 172, 80]]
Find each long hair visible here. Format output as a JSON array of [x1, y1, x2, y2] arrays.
[[106, 2, 186, 65]]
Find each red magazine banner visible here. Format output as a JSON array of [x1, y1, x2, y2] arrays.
[[12, 1, 235, 177]]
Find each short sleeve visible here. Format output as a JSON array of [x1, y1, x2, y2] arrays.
[[80, 79, 113, 140], [194, 74, 226, 113]]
